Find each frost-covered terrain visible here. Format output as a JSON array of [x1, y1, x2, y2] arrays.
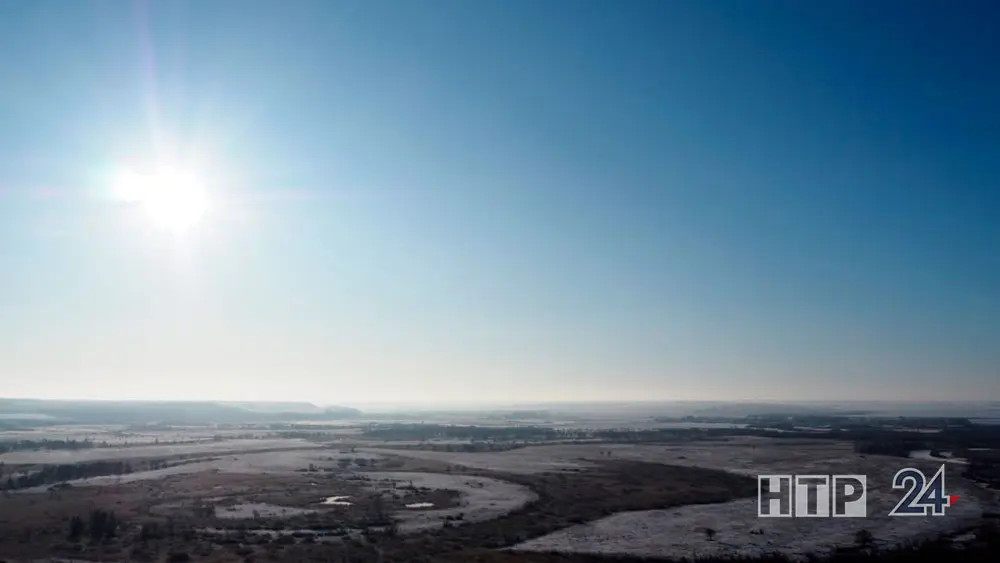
[[510, 493, 986, 561], [12, 448, 384, 492], [359, 437, 998, 559], [358, 446, 595, 474], [362, 471, 537, 532], [909, 449, 969, 465], [0, 438, 316, 464], [363, 437, 857, 475], [496, 438, 997, 561], [0, 425, 276, 444]]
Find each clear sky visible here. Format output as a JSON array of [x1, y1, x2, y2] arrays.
[[1, 1, 997, 404]]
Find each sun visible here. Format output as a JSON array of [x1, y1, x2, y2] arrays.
[[114, 167, 210, 234]]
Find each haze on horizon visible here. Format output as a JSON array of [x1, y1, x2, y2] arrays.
[[1, 1, 997, 405]]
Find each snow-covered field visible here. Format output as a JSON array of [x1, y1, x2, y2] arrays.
[[368, 439, 477, 446], [372, 436, 991, 482], [12, 448, 385, 492], [0, 425, 280, 444], [358, 446, 594, 474], [8, 434, 995, 560], [509, 494, 985, 561], [362, 471, 537, 532], [361, 437, 997, 559], [0, 438, 316, 465], [362, 437, 858, 475], [470, 438, 997, 561], [0, 424, 126, 441]]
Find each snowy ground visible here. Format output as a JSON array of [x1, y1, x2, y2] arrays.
[[460, 438, 997, 561], [368, 439, 477, 446], [0, 425, 281, 444], [9, 435, 995, 560], [509, 494, 984, 561], [12, 448, 385, 492], [909, 449, 969, 465], [0, 424, 125, 441], [361, 471, 537, 532], [364, 437, 997, 559], [367, 436, 995, 480], [361, 437, 860, 475], [357, 446, 594, 474], [0, 438, 316, 464]]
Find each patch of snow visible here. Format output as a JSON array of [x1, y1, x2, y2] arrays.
[[908, 450, 969, 465], [320, 496, 353, 505]]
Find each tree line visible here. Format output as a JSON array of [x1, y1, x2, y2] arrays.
[[362, 423, 763, 443], [67, 509, 120, 543], [0, 438, 99, 453], [3, 460, 134, 490]]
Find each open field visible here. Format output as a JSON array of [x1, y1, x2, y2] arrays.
[[11, 448, 385, 492], [359, 438, 997, 560], [0, 424, 365, 446], [0, 438, 316, 465], [0, 425, 268, 443], [361, 437, 858, 475], [0, 407, 998, 562], [509, 495, 981, 561], [509, 463, 989, 561], [0, 437, 758, 562]]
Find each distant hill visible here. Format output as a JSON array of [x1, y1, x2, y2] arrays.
[[219, 401, 326, 414], [0, 398, 362, 425]]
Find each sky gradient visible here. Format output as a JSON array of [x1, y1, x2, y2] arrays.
[[1, 0, 997, 403]]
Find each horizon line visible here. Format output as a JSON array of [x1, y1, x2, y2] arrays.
[[1, 395, 997, 407]]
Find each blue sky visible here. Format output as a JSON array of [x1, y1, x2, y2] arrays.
[[0, 1, 997, 403]]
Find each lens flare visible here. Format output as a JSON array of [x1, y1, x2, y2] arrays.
[[114, 167, 209, 234]]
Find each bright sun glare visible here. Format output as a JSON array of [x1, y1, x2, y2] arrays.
[[114, 167, 210, 234]]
